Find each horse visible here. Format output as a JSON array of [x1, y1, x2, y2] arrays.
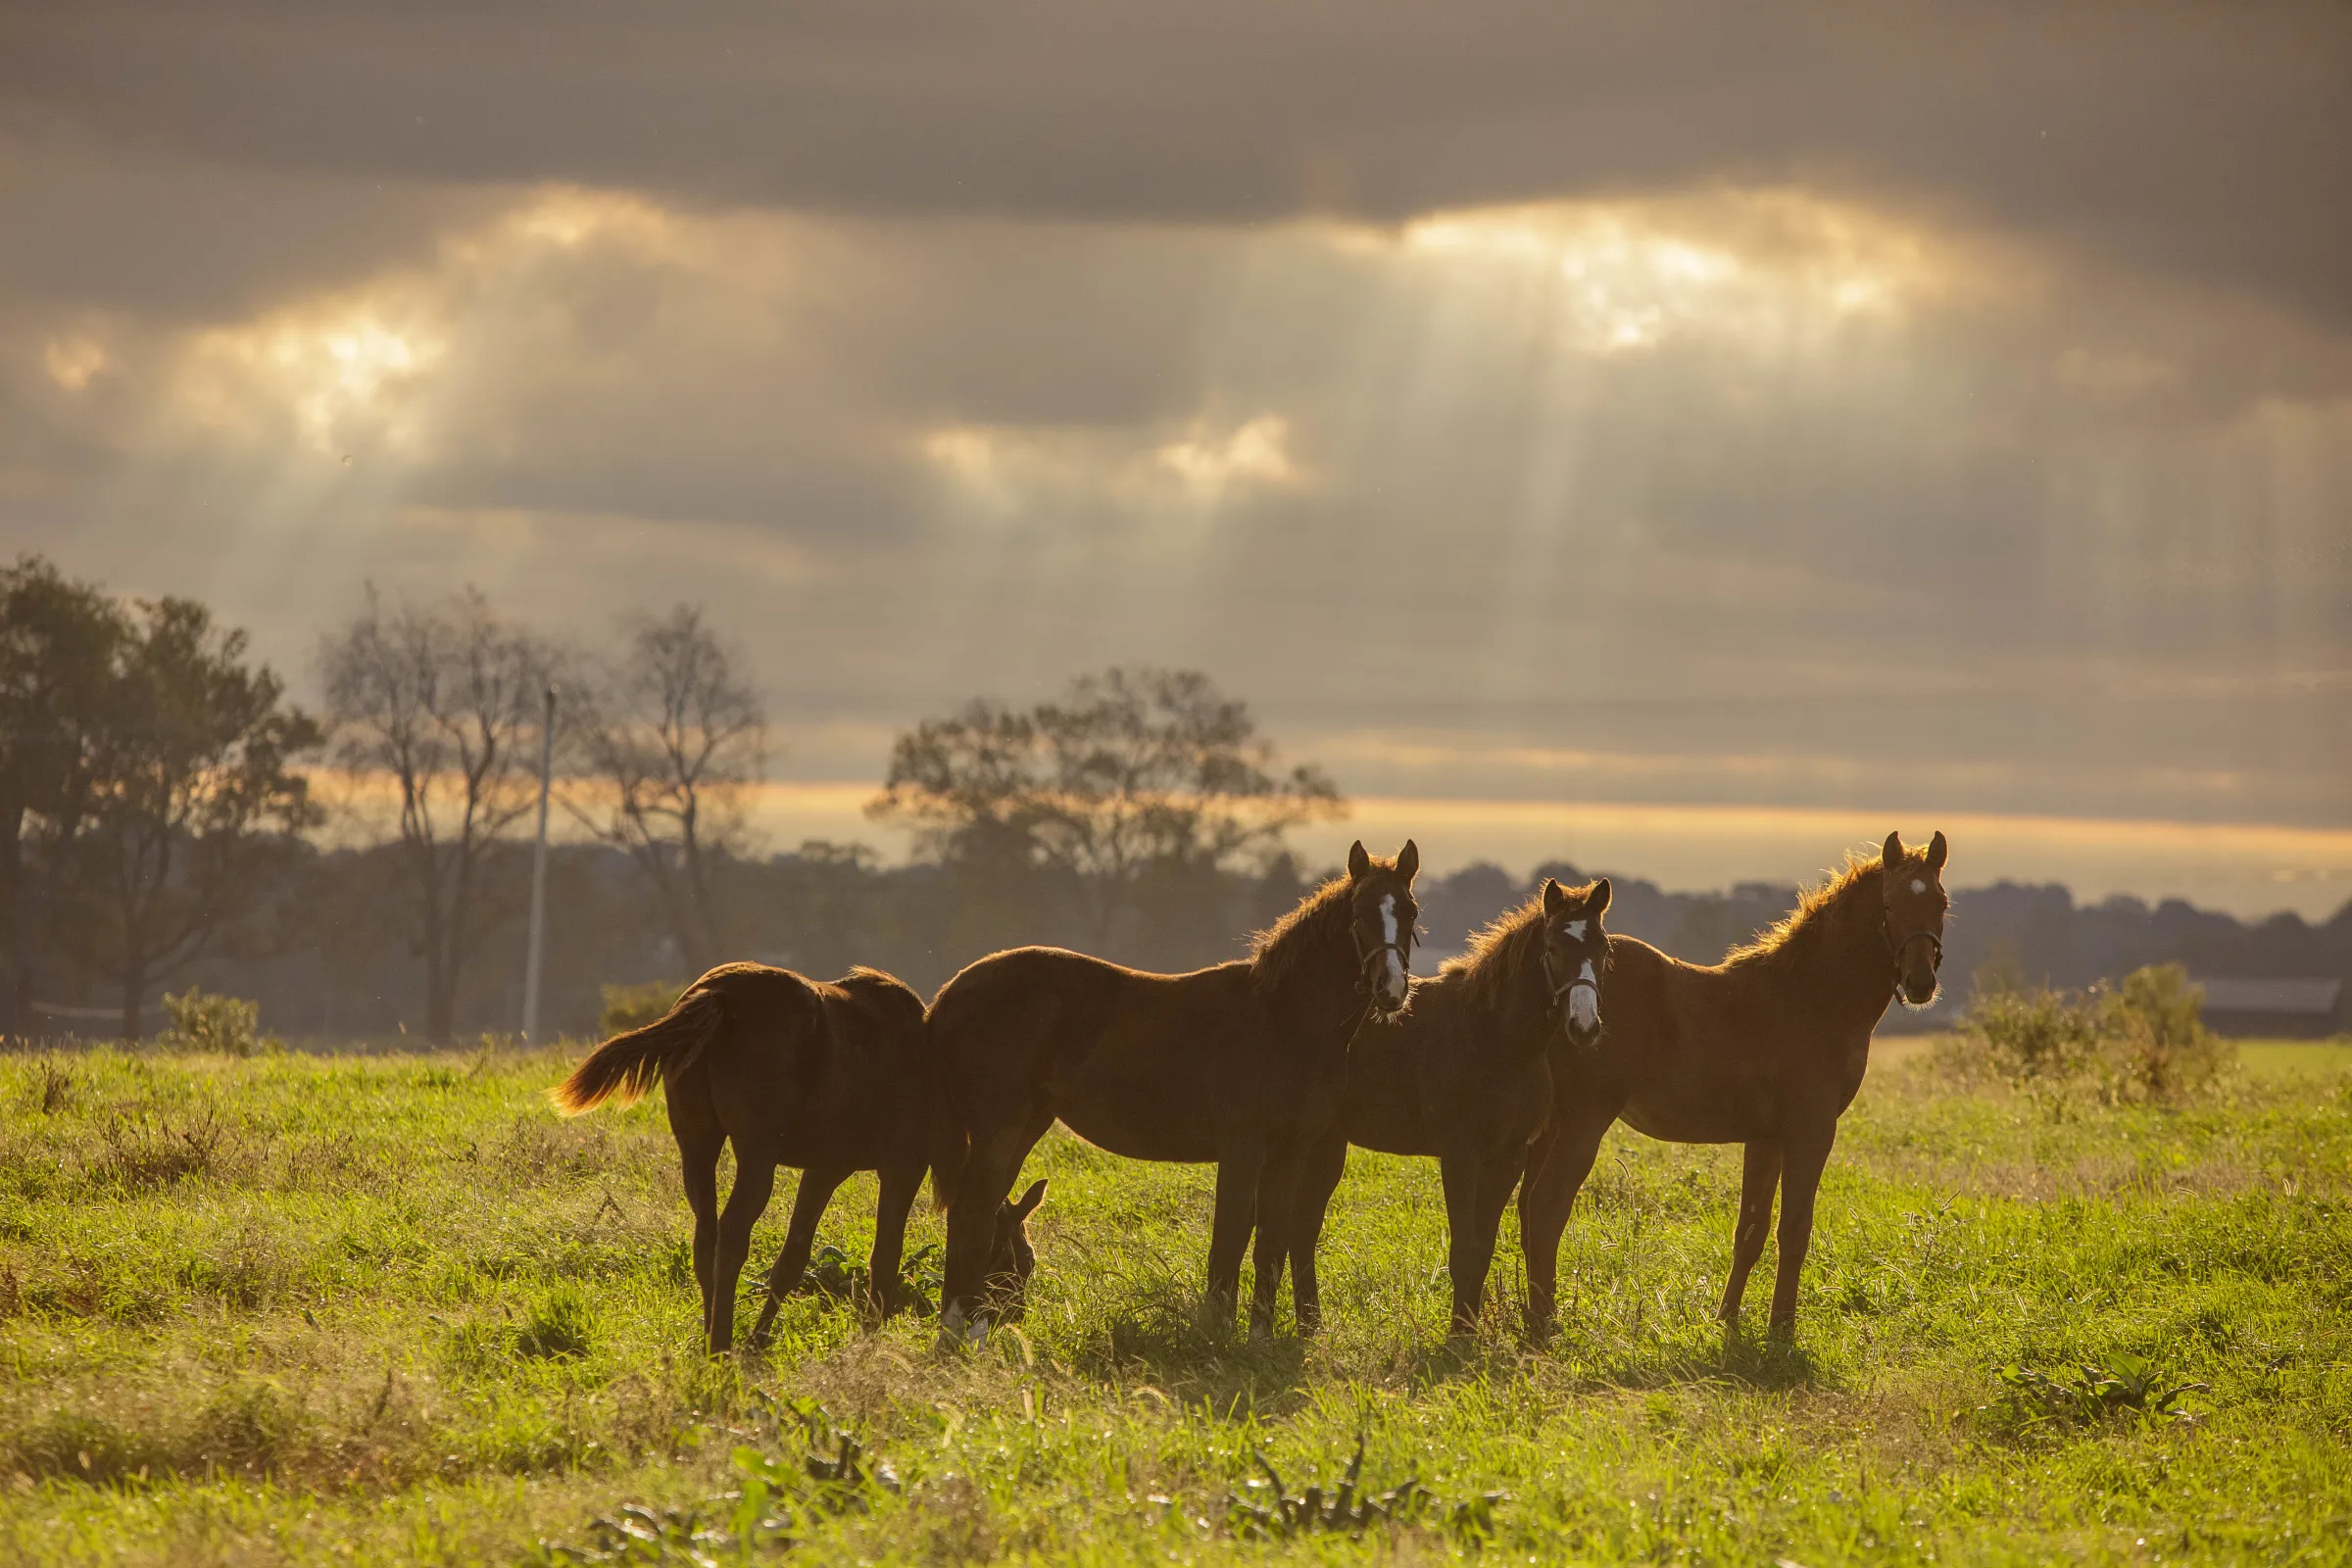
[[1288, 876, 1614, 1337], [548, 961, 1046, 1352], [928, 840, 1421, 1340], [1517, 830, 1948, 1342]]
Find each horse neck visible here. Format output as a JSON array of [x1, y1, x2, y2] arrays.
[[1446, 930, 1553, 1061], [1784, 880, 1896, 1028], [1257, 898, 1362, 1032]]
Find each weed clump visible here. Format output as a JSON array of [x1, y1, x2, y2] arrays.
[[1936, 961, 2233, 1103], [157, 989, 277, 1057], [516, 1284, 595, 1360]]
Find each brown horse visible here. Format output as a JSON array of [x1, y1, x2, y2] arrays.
[[549, 962, 1044, 1352], [1289, 876, 1614, 1336], [929, 840, 1421, 1340], [1518, 831, 1948, 1341]]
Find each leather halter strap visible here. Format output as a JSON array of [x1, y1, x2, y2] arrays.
[[1880, 907, 1944, 981], [1351, 921, 1413, 1004], [1538, 947, 1594, 1019]]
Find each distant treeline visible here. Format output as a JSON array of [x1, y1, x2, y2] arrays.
[[103, 840, 2352, 1043], [7, 555, 2345, 1045]]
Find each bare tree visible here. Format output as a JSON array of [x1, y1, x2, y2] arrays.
[[58, 597, 319, 1039], [319, 586, 556, 1044], [568, 604, 766, 975], [870, 667, 1344, 944]]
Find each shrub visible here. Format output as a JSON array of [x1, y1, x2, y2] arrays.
[[598, 980, 685, 1039], [158, 989, 276, 1057], [1940, 962, 2231, 1104]]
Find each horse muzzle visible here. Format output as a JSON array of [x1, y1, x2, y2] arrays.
[[1898, 966, 1941, 1008], [1561, 982, 1603, 1052]]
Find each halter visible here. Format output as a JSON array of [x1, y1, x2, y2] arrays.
[[1540, 947, 1604, 1040], [1880, 907, 1944, 985], [1351, 920, 1413, 1008]]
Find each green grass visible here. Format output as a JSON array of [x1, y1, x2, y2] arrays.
[[1, 1040, 2348, 1565]]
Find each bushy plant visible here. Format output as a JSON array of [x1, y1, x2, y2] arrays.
[[158, 989, 275, 1057], [1941, 962, 2230, 1103], [597, 979, 685, 1039]]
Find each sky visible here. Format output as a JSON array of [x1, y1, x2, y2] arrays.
[[4, 2, 2348, 916]]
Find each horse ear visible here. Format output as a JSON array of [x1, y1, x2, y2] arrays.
[[1590, 876, 1612, 918], [1348, 841, 1371, 880], [1396, 840, 1419, 882], [1882, 831, 1904, 870], [1926, 830, 1948, 872], [1010, 1178, 1047, 1221], [1543, 878, 1566, 913]]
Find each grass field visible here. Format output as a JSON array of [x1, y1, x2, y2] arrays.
[[0, 1037, 2347, 1566]]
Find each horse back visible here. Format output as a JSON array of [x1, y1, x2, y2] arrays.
[[690, 961, 928, 1166], [928, 946, 1291, 1161]]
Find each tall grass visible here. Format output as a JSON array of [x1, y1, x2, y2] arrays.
[[0, 1039, 2345, 1565]]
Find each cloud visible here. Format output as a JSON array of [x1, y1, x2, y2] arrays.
[[6, 1, 2348, 327], [3, 172, 2346, 851]]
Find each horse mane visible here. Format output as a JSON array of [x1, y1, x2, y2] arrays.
[[1248, 872, 1356, 998], [1437, 891, 1550, 1016], [1721, 852, 1882, 973]]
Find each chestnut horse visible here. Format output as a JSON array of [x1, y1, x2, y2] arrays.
[[1288, 876, 1614, 1336], [929, 841, 1421, 1339], [550, 962, 1044, 1352], [1517, 831, 1947, 1341]]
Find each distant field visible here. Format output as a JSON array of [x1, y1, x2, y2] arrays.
[[0, 1041, 2347, 1565], [2235, 1039, 2352, 1081]]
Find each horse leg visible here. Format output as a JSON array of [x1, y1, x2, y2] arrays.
[[669, 1088, 726, 1341], [1439, 1153, 1488, 1336], [747, 1164, 850, 1346], [1205, 1149, 1266, 1332], [1516, 1100, 1614, 1341], [941, 1124, 1034, 1338], [866, 1157, 925, 1320], [1767, 1119, 1838, 1339], [1452, 1151, 1519, 1337], [1288, 1132, 1348, 1336], [708, 1148, 777, 1354], [1718, 1141, 1783, 1326], [1247, 1145, 1306, 1341]]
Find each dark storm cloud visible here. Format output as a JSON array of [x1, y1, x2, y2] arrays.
[[4, 1, 2348, 320]]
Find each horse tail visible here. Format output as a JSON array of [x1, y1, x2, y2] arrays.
[[548, 985, 724, 1114]]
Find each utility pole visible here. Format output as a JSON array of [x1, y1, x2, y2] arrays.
[[521, 682, 557, 1043]]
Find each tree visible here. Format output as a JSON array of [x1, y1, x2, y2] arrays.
[[55, 597, 319, 1040], [0, 558, 128, 1033], [319, 586, 556, 1044], [869, 667, 1345, 945], [569, 605, 766, 976]]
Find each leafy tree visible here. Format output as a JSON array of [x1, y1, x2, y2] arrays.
[[869, 667, 1344, 945], [319, 586, 556, 1044], [0, 557, 126, 1033], [568, 604, 766, 976], [56, 596, 320, 1039]]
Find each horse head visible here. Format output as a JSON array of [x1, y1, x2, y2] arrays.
[[1538, 875, 1613, 1052], [982, 1177, 1048, 1318], [1347, 839, 1421, 1018], [1881, 830, 1949, 1008]]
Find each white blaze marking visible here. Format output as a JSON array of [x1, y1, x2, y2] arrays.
[[1378, 895, 1405, 998], [1910, 878, 1927, 894], [1567, 958, 1599, 1032], [1565, 920, 1586, 940]]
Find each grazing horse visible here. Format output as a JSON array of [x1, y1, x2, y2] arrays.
[[1289, 876, 1614, 1336], [930, 840, 1421, 1339], [549, 962, 1045, 1352], [1518, 831, 1948, 1341]]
